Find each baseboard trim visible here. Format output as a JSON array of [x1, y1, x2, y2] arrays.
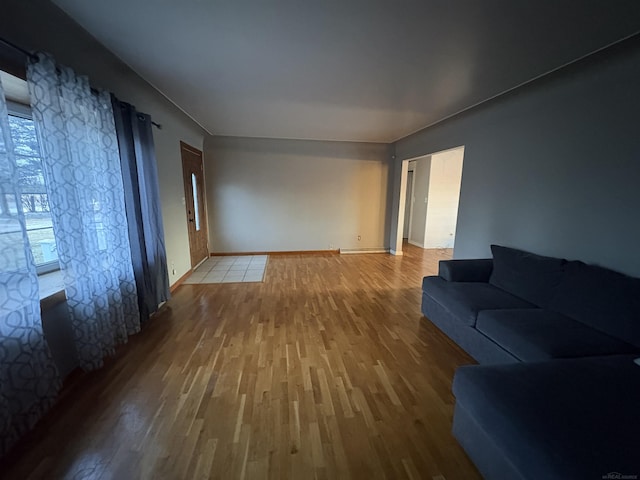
[[390, 249, 404, 256], [408, 239, 424, 248], [170, 268, 193, 293], [340, 248, 390, 255], [211, 249, 339, 256]]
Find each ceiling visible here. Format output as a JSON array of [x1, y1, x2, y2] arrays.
[[52, 0, 640, 143]]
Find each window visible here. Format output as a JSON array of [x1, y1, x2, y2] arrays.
[[6, 100, 60, 274]]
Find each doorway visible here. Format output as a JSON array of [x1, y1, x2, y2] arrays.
[[180, 141, 209, 268], [395, 146, 465, 254]]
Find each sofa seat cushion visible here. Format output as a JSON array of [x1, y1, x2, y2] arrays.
[[476, 309, 638, 362], [452, 355, 640, 479], [548, 260, 640, 348], [422, 276, 536, 327], [489, 245, 566, 307]]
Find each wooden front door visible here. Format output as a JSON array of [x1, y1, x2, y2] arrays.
[[180, 142, 209, 268]]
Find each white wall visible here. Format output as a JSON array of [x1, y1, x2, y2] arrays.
[[424, 148, 463, 248], [392, 36, 640, 277], [204, 136, 393, 252], [2, 0, 207, 286], [408, 156, 430, 247]]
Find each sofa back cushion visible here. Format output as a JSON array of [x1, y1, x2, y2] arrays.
[[489, 245, 566, 307], [548, 261, 640, 347]]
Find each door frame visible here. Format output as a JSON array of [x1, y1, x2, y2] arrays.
[[392, 145, 465, 255], [406, 165, 417, 244], [407, 157, 429, 249], [403, 168, 414, 239]]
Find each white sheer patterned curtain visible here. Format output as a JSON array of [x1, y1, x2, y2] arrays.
[[27, 54, 140, 371], [0, 75, 60, 457]]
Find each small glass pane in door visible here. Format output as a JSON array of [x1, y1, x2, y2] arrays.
[[191, 173, 200, 231]]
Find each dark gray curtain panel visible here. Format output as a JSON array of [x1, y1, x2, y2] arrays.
[[112, 97, 170, 321]]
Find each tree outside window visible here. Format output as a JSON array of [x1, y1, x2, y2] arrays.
[[7, 113, 59, 269]]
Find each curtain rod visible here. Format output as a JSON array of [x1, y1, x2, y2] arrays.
[[0, 37, 38, 62], [1, 36, 162, 130]]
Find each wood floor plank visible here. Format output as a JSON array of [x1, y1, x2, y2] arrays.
[[1, 244, 481, 479]]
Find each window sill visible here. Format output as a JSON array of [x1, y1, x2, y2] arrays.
[[39, 270, 66, 310]]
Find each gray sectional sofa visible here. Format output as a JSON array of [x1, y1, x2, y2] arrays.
[[452, 354, 640, 479], [421, 245, 640, 479]]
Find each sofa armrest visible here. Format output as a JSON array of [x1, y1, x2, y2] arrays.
[[439, 259, 493, 282]]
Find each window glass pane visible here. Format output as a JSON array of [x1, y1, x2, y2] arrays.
[[8, 115, 40, 157], [191, 173, 200, 231], [8, 114, 59, 266]]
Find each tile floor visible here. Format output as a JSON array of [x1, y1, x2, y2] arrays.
[[184, 255, 268, 284]]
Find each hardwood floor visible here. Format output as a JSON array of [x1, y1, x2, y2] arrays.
[[2, 244, 481, 479]]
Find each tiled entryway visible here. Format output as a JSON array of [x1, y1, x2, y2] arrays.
[[184, 255, 268, 284]]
